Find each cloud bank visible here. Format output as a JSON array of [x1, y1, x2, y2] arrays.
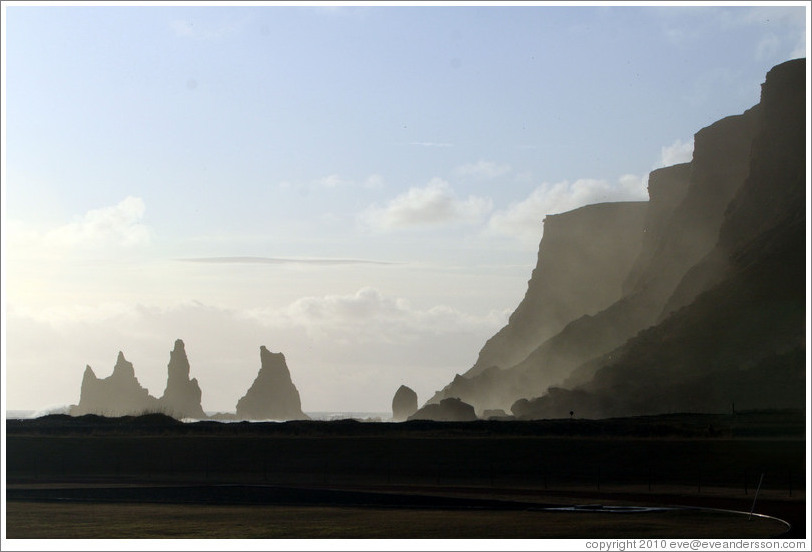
[[6, 288, 507, 413]]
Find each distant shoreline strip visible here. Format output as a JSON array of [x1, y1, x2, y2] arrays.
[[179, 256, 398, 266]]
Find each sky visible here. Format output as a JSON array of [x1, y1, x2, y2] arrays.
[[2, 2, 808, 415]]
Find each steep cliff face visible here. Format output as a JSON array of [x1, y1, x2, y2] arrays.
[[158, 339, 206, 419], [235, 347, 309, 421], [463, 202, 648, 380], [70, 352, 159, 417], [552, 103, 762, 391], [621, 163, 692, 296], [428, 201, 647, 411], [428, 59, 799, 415], [513, 58, 806, 419]]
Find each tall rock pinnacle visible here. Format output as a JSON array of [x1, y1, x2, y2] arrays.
[[158, 339, 206, 419], [235, 346, 309, 421]]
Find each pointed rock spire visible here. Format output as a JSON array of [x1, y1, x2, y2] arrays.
[[112, 351, 136, 380], [159, 339, 205, 419]]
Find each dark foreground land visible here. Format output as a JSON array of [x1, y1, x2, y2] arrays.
[[5, 409, 807, 539]]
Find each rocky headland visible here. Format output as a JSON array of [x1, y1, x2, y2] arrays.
[[426, 58, 806, 419]]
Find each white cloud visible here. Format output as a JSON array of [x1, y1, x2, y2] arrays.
[[46, 196, 151, 248], [659, 138, 694, 167], [360, 178, 492, 230], [8, 197, 151, 256], [454, 160, 512, 180], [486, 176, 648, 245]]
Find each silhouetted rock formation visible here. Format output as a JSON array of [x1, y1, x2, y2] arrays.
[[235, 347, 309, 420], [408, 398, 477, 422], [431, 58, 806, 418], [510, 58, 807, 419], [428, 201, 649, 412], [464, 202, 648, 381], [391, 385, 418, 421], [158, 339, 206, 419], [70, 352, 159, 417]]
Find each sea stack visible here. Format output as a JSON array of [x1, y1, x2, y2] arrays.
[[70, 351, 159, 417], [158, 339, 206, 419], [235, 346, 309, 421], [391, 385, 418, 421]]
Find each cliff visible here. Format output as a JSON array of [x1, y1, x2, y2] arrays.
[[70, 352, 159, 417], [235, 346, 309, 421], [430, 58, 805, 416], [512, 58, 806, 419], [158, 339, 206, 419], [428, 201, 647, 411]]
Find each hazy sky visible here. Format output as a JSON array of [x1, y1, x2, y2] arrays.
[[2, 2, 808, 414]]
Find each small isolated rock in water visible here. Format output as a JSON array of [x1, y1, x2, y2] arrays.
[[391, 385, 418, 421], [158, 339, 206, 420], [408, 397, 478, 422], [235, 346, 309, 421], [70, 351, 159, 417]]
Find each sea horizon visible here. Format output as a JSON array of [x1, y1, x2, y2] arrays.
[[5, 409, 392, 422]]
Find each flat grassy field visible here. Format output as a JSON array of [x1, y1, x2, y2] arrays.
[[4, 500, 791, 539], [5, 410, 806, 539]]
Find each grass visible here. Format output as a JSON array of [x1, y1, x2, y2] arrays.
[[5, 410, 805, 539], [4, 501, 790, 539]]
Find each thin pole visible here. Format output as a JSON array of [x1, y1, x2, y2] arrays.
[[749, 472, 765, 520]]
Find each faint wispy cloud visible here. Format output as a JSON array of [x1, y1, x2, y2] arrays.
[[315, 174, 348, 188], [756, 33, 781, 61], [179, 257, 397, 266], [169, 18, 244, 40], [276, 174, 385, 193], [9, 197, 151, 255], [406, 141, 454, 148], [359, 178, 492, 231], [313, 173, 384, 190], [364, 174, 385, 190], [454, 160, 512, 180]]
